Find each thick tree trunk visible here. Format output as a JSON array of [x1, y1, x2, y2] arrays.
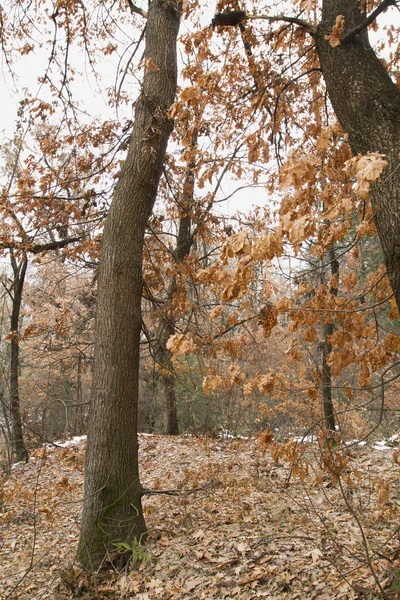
[[77, 0, 181, 571], [317, 0, 400, 308], [10, 253, 28, 463]]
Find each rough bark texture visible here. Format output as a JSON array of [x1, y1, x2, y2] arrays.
[[77, 0, 181, 571], [321, 245, 338, 433], [317, 0, 400, 309], [10, 253, 28, 464]]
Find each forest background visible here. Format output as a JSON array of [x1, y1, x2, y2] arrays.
[[0, 0, 400, 597]]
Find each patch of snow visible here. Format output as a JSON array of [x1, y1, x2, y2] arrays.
[[46, 435, 87, 449], [344, 440, 367, 446], [11, 460, 26, 469], [373, 440, 392, 450], [293, 435, 316, 443], [218, 429, 249, 440]]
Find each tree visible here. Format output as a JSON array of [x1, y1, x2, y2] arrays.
[[77, 0, 181, 570], [8, 251, 28, 463], [0, 125, 88, 462], [315, 0, 400, 309], [150, 158, 196, 436], [202, 0, 399, 434], [22, 257, 95, 440], [2, 0, 399, 576], [212, 1, 400, 309]]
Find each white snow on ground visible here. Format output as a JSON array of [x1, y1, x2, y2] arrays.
[[11, 430, 400, 469], [293, 435, 316, 443], [52, 435, 87, 448], [373, 440, 393, 450]]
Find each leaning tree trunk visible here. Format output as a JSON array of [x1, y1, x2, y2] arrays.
[[316, 0, 400, 309], [77, 0, 181, 571], [9, 252, 28, 463]]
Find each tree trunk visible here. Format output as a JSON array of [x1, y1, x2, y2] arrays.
[[156, 311, 180, 435], [317, 0, 400, 309], [10, 252, 28, 463], [321, 245, 339, 433], [154, 155, 195, 435], [77, 0, 181, 571]]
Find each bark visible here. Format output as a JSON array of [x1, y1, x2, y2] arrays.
[[155, 165, 194, 435], [77, 0, 181, 571], [155, 305, 180, 435], [9, 252, 28, 463], [317, 0, 400, 309], [321, 245, 339, 433]]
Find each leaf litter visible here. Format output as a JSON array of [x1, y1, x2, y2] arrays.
[[1, 434, 400, 599]]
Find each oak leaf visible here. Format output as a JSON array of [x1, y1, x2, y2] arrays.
[[180, 85, 202, 103], [257, 372, 276, 394], [252, 232, 283, 261], [221, 231, 250, 261], [316, 125, 334, 152], [202, 375, 224, 395], [344, 152, 388, 197], [324, 15, 345, 47], [257, 429, 274, 453], [297, 0, 317, 10], [228, 362, 245, 384], [279, 150, 317, 190], [258, 304, 278, 336], [166, 333, 196, 357]]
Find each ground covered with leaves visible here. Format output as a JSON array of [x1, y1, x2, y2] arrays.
[[1, 434, 400, 599]]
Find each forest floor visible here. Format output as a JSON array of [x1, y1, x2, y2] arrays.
[[1, 433, 400, 600]]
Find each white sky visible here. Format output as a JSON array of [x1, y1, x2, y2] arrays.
[[0, 2, 397, 217]]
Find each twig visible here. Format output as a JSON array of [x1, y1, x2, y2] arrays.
[[246, 14, 316, 36], [141, 479, 221, 497], [336, 469, 390, 598]]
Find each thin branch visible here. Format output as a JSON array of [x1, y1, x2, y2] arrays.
[[115, 25, 146, 107], [141, 479, 221, 497], [245, 14, 316, 36], [213, 315, 255, 339], [272, 67, 321, 145], [291, 292, 394, 314]]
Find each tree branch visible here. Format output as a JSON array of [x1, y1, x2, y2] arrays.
[[341, 0, 398, 44], [141, 479, 221, 497], [126, 0, 147, 19], [246, 14, 316, 36], [30, 236, 82, 254], [0, 236, 81, 254], [212, 10, 316, 37]]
